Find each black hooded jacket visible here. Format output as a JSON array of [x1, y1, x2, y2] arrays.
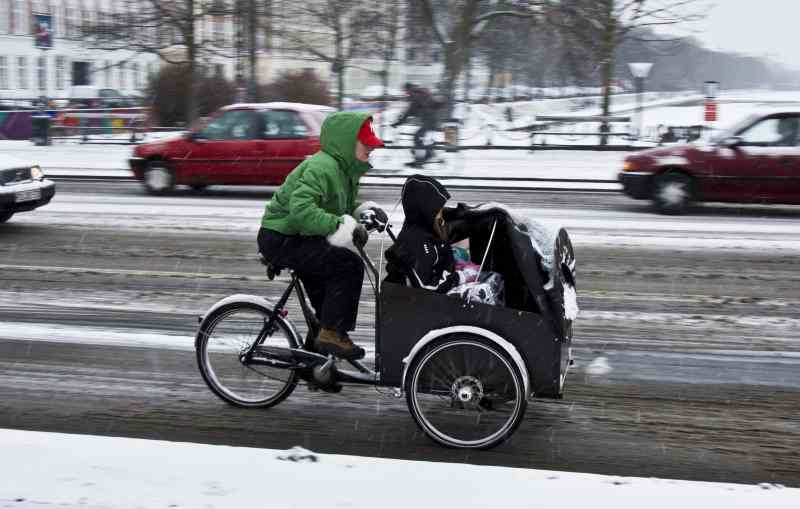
[[394, 87, 439, 129], [384, 175, 460, 292]]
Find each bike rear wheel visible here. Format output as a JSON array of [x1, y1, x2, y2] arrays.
[[196, 302, 298, 408], [405, 336, 526, 449]]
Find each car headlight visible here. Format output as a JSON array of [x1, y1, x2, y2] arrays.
[[622, 160, 637, 172], [30, 165, 45, 180]]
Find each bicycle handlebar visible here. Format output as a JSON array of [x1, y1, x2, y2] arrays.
[[355, 217, 395, 283]]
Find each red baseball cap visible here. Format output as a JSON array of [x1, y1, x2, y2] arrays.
[[357, 118, 384, 148]]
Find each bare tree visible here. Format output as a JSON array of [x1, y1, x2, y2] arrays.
[[413, 0, 542, 115], [373, 3, 403, 102], [79, 0, 235, 123], [274, 0, 382, 109], [548, 0, 708, 142]]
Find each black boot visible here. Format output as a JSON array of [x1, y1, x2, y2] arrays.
[[314, 328, 365, 360]]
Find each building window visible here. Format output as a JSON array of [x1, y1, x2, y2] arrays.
[[0, 57, 8, 90], [17, 56, 28, 90], [56, 3, 65, 37], [104, 60, 111, 87], [37, 55, 47, 91], [67, 0, 79, 39], [0, 1, 9, 34], [13, 0, 26, 35], [56, 56, 66, 90]]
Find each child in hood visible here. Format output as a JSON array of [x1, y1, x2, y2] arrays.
[[384, 175, 462, 292]]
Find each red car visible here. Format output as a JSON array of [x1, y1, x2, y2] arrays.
[[130, 102, 334, 194], [619, 112, 800, 214]]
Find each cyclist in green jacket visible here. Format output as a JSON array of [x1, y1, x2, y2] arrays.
[[258, 112, 387, 360]]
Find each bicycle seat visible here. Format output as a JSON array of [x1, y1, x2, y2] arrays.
[[258, 252, 285, 280]]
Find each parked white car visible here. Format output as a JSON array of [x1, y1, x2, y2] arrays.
[[0, 154, 55, 223]]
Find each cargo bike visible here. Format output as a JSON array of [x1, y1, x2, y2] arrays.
[[195, 204, 577, 449]]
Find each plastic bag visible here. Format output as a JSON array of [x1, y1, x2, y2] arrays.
[[448, 271, 505, 306]]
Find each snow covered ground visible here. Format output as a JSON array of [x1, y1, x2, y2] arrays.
[[1, 428, 796, 509]]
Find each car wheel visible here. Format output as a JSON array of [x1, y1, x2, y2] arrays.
[[0, 212, 13, 224], [143, 160, 175, 195], [653, 172, 692, 215]]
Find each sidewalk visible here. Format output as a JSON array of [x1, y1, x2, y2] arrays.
[[1, 428, 796, 509], [1, 139, 627, 190]]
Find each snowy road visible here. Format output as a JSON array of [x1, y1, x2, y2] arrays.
[[1, 181, 799, 486]]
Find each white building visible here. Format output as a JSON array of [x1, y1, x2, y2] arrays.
[[0, 0, 165, 100], [0, 0, 439, 103]]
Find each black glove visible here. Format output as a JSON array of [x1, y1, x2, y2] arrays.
[[357, 206, 388, 231], [371, 206, 388, 226], [353, 223, 368, 248]]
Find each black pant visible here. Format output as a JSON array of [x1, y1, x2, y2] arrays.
[[257, 228, 364, 334], [413, 125, 430, 160]]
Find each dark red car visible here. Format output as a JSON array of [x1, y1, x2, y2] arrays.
[[619, 112, 800, 214], [130, 102, 334, 194]]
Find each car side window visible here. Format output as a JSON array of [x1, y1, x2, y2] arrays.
[[738, 117, 800, 147], [260, 110, 308, 139], [200, 110, 260, 141]]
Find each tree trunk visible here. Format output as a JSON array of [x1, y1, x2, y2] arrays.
[[337, 68, 344, 111], [248, 0, 258, 101], [598, 3, 616, 146], [464, 47, 471, 104], [442, 41, 468, 120], [443, 50, 459, 120], [185, 11, 197, 126]]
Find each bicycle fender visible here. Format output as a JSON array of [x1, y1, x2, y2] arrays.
[[197, 294, 302, 347], [400, 325, 530, 396]]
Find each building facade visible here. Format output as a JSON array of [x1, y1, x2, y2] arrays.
[[0, 0, 166, 100], [0, 0, 440, 103]]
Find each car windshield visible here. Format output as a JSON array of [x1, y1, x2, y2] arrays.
[[712, 114, 760, 142]]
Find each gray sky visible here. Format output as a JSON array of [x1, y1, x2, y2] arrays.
[[691, 1, 799, 69]]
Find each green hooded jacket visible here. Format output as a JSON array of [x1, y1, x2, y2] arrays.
[[261, 111, 371, 236]]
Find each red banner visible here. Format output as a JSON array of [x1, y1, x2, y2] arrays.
[[704, 101, 718, 122]]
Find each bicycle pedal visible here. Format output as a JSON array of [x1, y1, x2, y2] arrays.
[[322, 383, 343, 394]]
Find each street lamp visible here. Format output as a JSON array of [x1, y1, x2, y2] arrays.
[[628, 62, 653, 140]]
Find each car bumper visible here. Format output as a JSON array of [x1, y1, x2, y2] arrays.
[[618, 171, 653, 200], [129, 157, 146, 177], [0, 179, 56, 213]]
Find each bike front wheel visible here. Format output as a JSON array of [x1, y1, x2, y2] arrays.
[[196, 302, 298, 408]]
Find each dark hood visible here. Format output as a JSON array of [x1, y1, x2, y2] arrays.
[[401, 175, 451, 233]]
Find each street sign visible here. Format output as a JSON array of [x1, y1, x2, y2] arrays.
[[33, 14, 53, 49]]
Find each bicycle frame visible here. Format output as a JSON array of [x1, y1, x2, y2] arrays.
[[246, 251, 386, 384]]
